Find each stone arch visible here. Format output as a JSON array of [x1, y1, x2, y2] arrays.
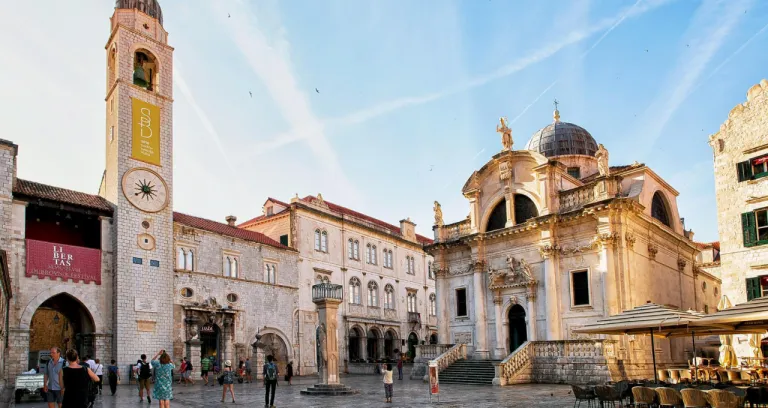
[[480, 189, 543, 233], [20, 285, 106, 333], [129, 43, 162, 91], [257, 327, 293, 375], [651, 190, 672, 227]]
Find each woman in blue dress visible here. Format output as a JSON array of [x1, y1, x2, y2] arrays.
[[150, 350, 175, 408]]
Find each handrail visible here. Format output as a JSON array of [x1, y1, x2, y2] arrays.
[[430, 343, 467, 372], [495, 341, 532, 385]]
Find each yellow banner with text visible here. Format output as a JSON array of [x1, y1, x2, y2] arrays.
[[131, 98, 161, 166]]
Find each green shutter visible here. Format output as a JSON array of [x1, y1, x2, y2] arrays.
[[743, 212, 758, 247], [747, 277, 762, 301], [738, 160, 754, 182], [279, 234, 289, 246]]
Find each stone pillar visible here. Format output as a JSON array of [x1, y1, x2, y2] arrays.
[[436, 270, 450, 344], [222, 317, 234, 366], [598, 233, 620, 317], [472, 260, 489, 359], [187, 339, 202, 380], [493, 294, 505, 359], [315, 297, 342, 384], [526, 286, 538, 341], [7, 328, 30, 378], [540, 246, 561, 340], [378, 337, 385, 359], [504, 189, 515, 228], [359, 336, 367, 362]]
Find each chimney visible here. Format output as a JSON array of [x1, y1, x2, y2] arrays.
[[225, 215, 237, 227], [400, 217, 416, 242]]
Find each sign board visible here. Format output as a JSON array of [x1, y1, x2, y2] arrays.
[[134, 297, 157, 313], [131, 98, 161, 166], [200, 324, 216, 333], [137, 320, 156, 332], [26, 240, 102, 284], [428, 360, 439, 402]]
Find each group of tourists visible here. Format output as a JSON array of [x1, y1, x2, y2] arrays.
[[42, 347, 103, 408]]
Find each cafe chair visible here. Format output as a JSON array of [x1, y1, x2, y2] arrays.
[[680, 389, 708, 408], [655, 387, 684, 408], [632, 386, 657, 408], [571, 385, 596, 408]]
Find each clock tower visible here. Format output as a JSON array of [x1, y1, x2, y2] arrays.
[[102, 0, 174, 367]]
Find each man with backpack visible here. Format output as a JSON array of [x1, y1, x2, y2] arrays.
[[201, 355, 211, 385], [263, 355, 278, 408], [135, 354, 152, 403]]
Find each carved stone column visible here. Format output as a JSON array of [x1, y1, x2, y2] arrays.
[[472, 259, 489, 359], [597, 232, 620, 317], [315, 297, 342, 384], [493, 293, 505, 359], [539, 245, 561, 340], [526, 285, 538, 341], [187, 339, 202, 380], [435, 266, 450, 344], [504, 188, 515, 228]]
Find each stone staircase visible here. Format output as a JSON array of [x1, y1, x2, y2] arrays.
[[300, 383, 359, 396], [438, 359, 501, 385]]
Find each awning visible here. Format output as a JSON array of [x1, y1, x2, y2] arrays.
[[691, 296, 768, 331]]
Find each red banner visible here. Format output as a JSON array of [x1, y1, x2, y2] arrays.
[[429, 364, 439, 395], [26, 240, 101, 285], [753, 156, 768, 165]]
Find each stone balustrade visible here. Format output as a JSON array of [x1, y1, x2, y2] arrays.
[[437, 219, 472, 242], [348, 304, 364, 316], [559, 184, 596, 212], [432, 343, 467, 372], [494, 341, 532, 386], [383, 308, 397, 320], [416, 344, 453, 361]]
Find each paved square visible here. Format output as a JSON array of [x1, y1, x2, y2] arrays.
[[14, 376, 578, 407]]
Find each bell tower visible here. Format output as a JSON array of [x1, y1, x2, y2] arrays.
[[102, 0, 174, 367]]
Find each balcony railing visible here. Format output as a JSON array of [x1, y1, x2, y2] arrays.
[[408, 312, 421, 324], [312, 283, 343, 302], [438, 219, 472, 242]]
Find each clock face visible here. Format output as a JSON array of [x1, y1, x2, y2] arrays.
[[122, 167, 169, 213]]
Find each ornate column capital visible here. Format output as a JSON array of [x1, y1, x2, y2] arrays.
[[677, 258, 687, 272], [647, 243, 659, 260], [538, 244, 560, 259], [472, 258, 486, 274], [594, 232, 620, 249], [624, 232, 636, 250], [526, 284, 537, 302], [493, 295, 503, 305]]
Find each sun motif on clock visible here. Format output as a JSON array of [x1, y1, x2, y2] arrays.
[[122, 167, 169, 213]]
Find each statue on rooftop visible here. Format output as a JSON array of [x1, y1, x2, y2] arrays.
[[496, 117, 512, 151]]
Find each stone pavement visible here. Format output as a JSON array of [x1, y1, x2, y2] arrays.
[[14, 376, 578, 407]]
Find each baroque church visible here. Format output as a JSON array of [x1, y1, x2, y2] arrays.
[[427, 107, 722, 368], [0, 1, 307, 380]]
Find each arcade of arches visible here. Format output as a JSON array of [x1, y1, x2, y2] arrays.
[[486, 194, 539, 232]]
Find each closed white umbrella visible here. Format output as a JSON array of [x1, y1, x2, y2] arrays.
[[717, 296, 738, 368], [749, 333, 764, 366]]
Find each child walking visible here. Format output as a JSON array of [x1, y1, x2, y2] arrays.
[[382, 363, 394, 403]]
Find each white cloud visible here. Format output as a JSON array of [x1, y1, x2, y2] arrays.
[[247, 0, 673, 155]]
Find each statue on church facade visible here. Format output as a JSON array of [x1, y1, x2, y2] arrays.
[[596, 144, 609, 177], [433, 201, 444, 226], [496, 117, 512, 151]]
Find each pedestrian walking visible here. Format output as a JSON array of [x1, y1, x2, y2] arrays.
[[151, 350, 174, 408], [107, 360, 120, 396], [201, 356, 211, 385], [178, 358, 186, 385], [93, 359, 104, 394], [245, 358, 252, 383], [382, 363, 394, 403], [397, 356, 403, 380], [285, 361, 293, 385], [59, 349, 100, 408], [43, 347, 64, 408], [212, 358, 220, 386], [183, 358, 194, 385], [263, 355, 278, 408], [220, 360, 236, 403], [84, 355, 96, 372], [135, 354, 153, 403]]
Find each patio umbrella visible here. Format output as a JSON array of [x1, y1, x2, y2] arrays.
[[749, 334, 764, 365], [717, 296, 738, 368]]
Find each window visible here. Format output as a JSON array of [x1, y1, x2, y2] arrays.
[[109, 126, 114, 143], [742, 208, 768, 247], [571, 270, 591, 307], [321, 231, 328, 252], [737, 154, 768, 182], [226, 293, 238, 303], [407, 292, 417, 313], [486, 199, 507, 232], [366, 243, 378, 264], [455, 288, 467, 317], [133, 50, 158, 91], [567, 167, 581, 179], [383, 249, 393, 268], [266, 206, 274, 216], [371, 245, 377, 265], [314, 229, 321, 251], [746, 276, 768, 300], [177, 248, 185, 270], [384, 284, 395, 309], [429, 293, 436, 316], [348, 239, 360, 260], [651, 192, 671, 227], [349, 277, 361, 304], [428, 261, 434, 279], [181, 287, 194, 297], [514, 194, 538, 224], [316, 275, 330, 284], [264, 262, 277, 284], [405, 256, 415, 275], [279, 234, 289, 246], [186, 250, 194, 271], [176, 248, 194, 271], [368, 281, 379, 307], [224, 256, 238, 278]]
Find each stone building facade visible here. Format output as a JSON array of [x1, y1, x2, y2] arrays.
[[240, 194, 435, 375], [0, 3, 304, 380], [428, 109, 721, 369], [708, 79, 768, 357]]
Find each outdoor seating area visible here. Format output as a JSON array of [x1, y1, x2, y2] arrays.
[[571, 381, 768, 407]]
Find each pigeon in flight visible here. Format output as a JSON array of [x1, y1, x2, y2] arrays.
[[315, 88, 320, 94], [249, 91, 252, 98], [228, 13, 231, 18]]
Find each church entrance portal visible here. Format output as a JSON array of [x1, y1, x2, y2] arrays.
[[508, 304, 527, 353], [29, 294, 95, 370], [259, 333, 289, 376], [407, 333, 418, 360], [199, 323, 220, 360]]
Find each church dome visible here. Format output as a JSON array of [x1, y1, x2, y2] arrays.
[[524, 109, 598, 157], [116, 0, 163, 25]]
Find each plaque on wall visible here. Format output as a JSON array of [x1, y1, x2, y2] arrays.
[[454, 331, 473, 345], [137, 320, 156, 332], [135, 297, 158, 313]]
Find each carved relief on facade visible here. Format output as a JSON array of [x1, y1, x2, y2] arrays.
[[647, 243, 659, 260], [538, 244, 560, 259], [677, 258, 687, 272], [625, 232, 636, 249], [499, 161, 513, 181], [454, 331, 473, 345], [488, 256, 536, 290], [595, 232, 620, 248]]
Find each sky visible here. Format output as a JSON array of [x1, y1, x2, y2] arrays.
[[1, 0, 767, 242]]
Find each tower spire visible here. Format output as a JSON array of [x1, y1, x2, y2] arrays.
[[553, 99, 560, 123]]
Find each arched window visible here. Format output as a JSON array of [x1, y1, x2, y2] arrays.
[[224, 257, 232, 277], [133, 49, 158, 91], [185, 249, 194, 271], [348, 239, 360, 260], [366, 244, 372, 264], [429, 293, 437, 316], [177, 248, 185, 270], [486, 199, 507, 232], [513, 194, 538, 224], [371, 245, 377, 265], [320, 231, 328, 252], [384, 284, 395, 309], [651, 191, 671, 227], [428, 261, 433, 279], [264, 263, 276, 284], [314, 229, 321, 251], [406, 256, 415, 275], [353, 240, 359, 259], [349, 277, 361, 304], [368, 281, 379, 307], [407, 292, 417, 313], [231, 258, 238, 278]]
